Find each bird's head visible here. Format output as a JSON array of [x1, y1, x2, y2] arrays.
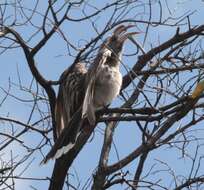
[[105, 25, 140, 57]]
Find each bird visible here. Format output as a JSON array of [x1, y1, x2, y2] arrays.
[[42, 25, 139, 163]]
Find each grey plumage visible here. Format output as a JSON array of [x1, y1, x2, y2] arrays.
[[42, 25, 139, 163], [55, 63, 87, 137]]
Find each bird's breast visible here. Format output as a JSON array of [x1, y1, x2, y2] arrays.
[[93, 65, 122, 108]]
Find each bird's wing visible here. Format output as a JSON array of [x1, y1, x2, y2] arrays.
[[82, 79, 95, 125], [82, 48, 112, 125], [55, 63, 87, 137], [42, 63, 87, 164]]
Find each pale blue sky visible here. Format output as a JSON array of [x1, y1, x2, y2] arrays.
[[1, 0, 204, 189]]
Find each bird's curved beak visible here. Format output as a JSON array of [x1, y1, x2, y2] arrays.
[[120, 31, 141, 42], [114, 25, 141, 42]]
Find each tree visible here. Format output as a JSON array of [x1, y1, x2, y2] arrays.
[[1, 0, 204, 189]]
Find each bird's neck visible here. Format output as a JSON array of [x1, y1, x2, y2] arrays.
[[106, 54, 121, 68]]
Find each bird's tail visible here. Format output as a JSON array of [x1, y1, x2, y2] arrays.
[[41, 108, 83, 164]]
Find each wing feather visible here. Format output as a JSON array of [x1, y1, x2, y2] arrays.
[[41, 63, 87, 164]]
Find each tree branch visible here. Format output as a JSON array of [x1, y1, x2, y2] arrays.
[[122, 25, 204, 90], [173, 177, 204, 190], [104, 96, 199, 175], [1, 26, 57, 140]]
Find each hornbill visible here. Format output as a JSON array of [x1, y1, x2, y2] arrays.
[[42, 25, 139, 163]]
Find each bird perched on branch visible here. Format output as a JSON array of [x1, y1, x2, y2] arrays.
[[42, 25, 139, 163]]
